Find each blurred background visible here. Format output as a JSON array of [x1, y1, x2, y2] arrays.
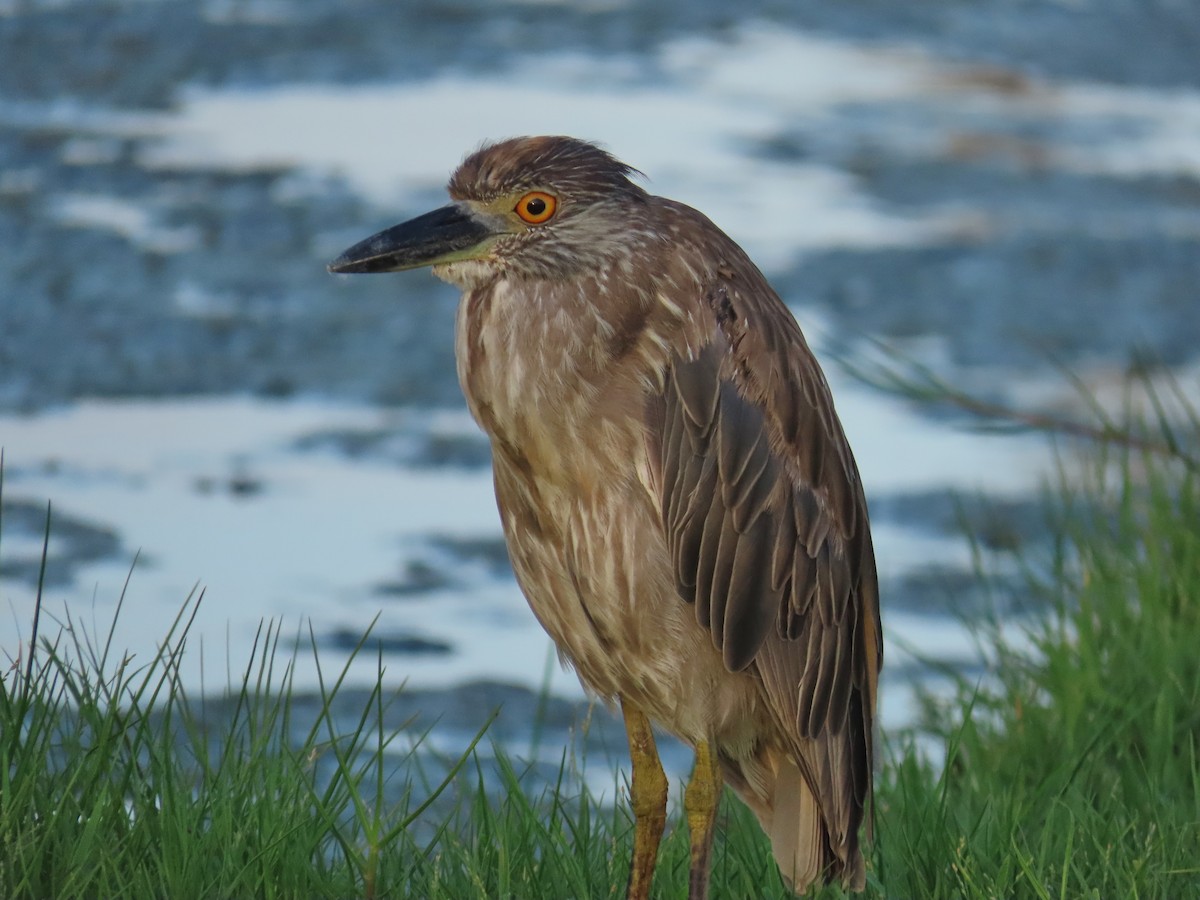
[[1, 0, 1198, 765]]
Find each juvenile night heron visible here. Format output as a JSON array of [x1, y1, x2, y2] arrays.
[[329, 136, 881, 897]]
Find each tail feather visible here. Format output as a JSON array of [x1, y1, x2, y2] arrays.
[[726, 751, 867, 894], [767, 761, 823, 891]]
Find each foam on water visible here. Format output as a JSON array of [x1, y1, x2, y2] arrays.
[[129, 25, 1200, 266]]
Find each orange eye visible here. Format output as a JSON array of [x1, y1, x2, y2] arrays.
[[514, 191, 557, 224]]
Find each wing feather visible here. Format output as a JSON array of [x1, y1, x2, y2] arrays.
[[723, 515, 776, 670], [647, 253, 881, 885], [708, 514, 737, 644], [692, 475, 725, 630]]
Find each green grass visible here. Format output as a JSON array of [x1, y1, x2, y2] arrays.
[[875, 435, 1200, 898], [2, 409, 1198, 898]]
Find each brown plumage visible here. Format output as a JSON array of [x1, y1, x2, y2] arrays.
[[329, 135, 882, 896]]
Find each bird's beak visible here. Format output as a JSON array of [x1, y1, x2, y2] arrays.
[[327, 204, 497, 274]]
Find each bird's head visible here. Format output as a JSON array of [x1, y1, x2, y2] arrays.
[[328, 136, 649, 288]]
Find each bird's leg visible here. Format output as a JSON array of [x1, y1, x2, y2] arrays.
[[684, 738, 722, 900], [621, 698, 668, 900]]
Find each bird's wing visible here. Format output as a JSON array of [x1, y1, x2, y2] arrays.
[[646, 265, 882, 848]]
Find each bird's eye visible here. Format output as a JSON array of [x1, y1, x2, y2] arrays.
[[515, 191, 557, 225]]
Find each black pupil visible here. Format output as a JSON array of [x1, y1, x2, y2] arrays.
[[526, 197, 547, 216]]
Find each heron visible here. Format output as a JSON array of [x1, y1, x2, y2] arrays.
[[328, 135, 881, 897]]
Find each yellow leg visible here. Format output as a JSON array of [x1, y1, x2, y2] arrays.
[[684, 739, 722, 900], [621, 699, 668, 900]]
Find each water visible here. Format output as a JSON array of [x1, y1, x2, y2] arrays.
[[1, 0, 1198, 768]]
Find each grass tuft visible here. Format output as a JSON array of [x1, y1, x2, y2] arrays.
[[874, 389, 1200, 898]]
